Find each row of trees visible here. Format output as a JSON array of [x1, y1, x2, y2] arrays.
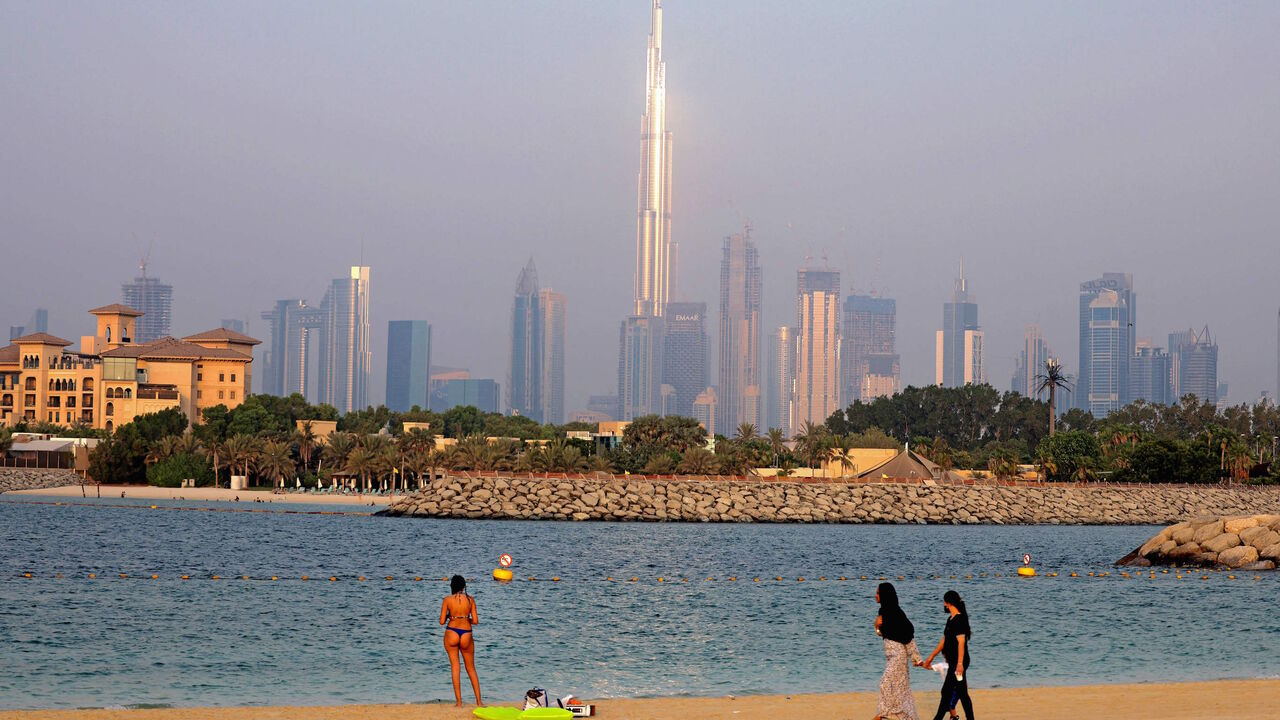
[[829, 378, 1280, 484], [13, 368, 1277, 486]]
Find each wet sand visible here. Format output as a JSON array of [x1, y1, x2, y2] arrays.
[[2, 680, 1278, 720]]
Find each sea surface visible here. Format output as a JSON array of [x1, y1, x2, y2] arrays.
[[1, 495, 1277, 709]]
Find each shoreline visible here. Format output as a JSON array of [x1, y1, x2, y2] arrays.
[[7, 485, 397, 506], [3, 680, 1278, 719]]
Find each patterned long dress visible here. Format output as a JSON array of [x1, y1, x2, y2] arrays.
[[876, 637, 923, 720]]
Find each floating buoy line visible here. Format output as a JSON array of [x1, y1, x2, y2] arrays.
[[8, 568, 1269, 584]]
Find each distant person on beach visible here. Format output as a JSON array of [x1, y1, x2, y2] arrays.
[[439, 574, 482, 707], [922, 590, 974, 720], [874, 582, 923, 720]]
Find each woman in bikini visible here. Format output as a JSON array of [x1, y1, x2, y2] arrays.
[[439, 575, 482, 707]]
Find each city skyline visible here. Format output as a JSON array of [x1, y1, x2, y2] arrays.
[[3, 3, 1279, 411]]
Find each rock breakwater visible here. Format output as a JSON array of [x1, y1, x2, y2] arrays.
[[0, 468, 82, 494], [379, 475, 1280, 525], [1118, 514, 1280, 570]]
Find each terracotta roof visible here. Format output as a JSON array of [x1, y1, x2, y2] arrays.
[[88, 303, 144, 316], [0, 345, 18, 363], [182, 328, 262, 346], [11, 332, 73, 346], [101, 337, 252, 362]]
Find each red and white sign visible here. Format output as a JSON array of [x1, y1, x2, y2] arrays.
[[499, 554, 513, 568], [1022, 553, 1032, 566]]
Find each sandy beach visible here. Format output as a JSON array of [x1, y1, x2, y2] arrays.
[[8, 485, 397, 506], [2, 681, 1277, 720]]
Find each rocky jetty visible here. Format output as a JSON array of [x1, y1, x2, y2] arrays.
[[379, 474, 1280, 526], [1118, 514, 1280, 570], [0, 468, 82, 494]]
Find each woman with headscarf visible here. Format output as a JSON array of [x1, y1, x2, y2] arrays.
[[874, 582, 923, 720], [923, 590, 974, 720]]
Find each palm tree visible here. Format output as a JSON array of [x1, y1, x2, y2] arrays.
[[766, 428, 787, 468], [1034, 449, 1057, 482], [296, 421, 318, 473], [1035, 359, 1072, 436], [175, 433, 204, 457], [207, 440, 227, 487], [321, 432, 355, 476], [587, 454, 613, 474], [257, 440, 295, 489], [677, 447, 719, 475], [405, 446, 434, 490], [734, 423, 758, 443], [344, 448, 374, 490], [794, 421, 830, 471], [828, 434, 857, 478], [145, 435, 182, 467], [223, 435, 256, 481]]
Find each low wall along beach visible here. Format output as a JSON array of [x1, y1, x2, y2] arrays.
[[380, 474, 1280, 525], [0, 468, 81, 494]]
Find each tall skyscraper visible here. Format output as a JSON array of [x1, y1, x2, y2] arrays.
[[317, 266, 371, 414], [1077, 273, 1134, 410], [1011, 324, 1050, 398], [1173, 326, 1218, 405], [842, 294, 899, 402], [1131, 341, 1171, 405], [260, 299, 326, 399], [662, 302, 708, 419], [633, 0, 674, 317], [617, 2, 675, 422], [509, 259, 542, 420], [794, 266, 840, 429], [386, 320, 431, 412], [767, 326, 796, 436], [538, 288, 566, 425], [1084, 289, 1127, 416], [8, 308, 48, 341], [122, 262, 173, 343], [617, 315, 664, 421], [506, 260, 567, 424], [935, 266, 983, 387], [717, 229, 762, 431]]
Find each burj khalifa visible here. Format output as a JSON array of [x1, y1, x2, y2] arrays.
[[618, 1, 675, 420], [634, 0, 674, 317]]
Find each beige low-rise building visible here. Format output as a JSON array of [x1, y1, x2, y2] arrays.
[[0, 304, 258, 432]]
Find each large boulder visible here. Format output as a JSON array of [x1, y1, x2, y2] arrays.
[[1218, 545, 1259, 569], [1224, 517, 1259, 534], [1260, 542, 1280, 562], [1169, 522, 1196, 545], [1201, 533, 1241, 554], [1167, 543, 1202, 562], [1241, 527, 1279, 550], [1192, 520, 1225, 544]]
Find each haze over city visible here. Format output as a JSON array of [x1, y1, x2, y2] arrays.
[[4, 1, 1279, 412]]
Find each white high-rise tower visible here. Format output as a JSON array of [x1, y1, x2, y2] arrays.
[[634, 0, 674, 317]]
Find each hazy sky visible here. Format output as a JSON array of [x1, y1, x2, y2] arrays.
[[3, 1, 1279, 412]]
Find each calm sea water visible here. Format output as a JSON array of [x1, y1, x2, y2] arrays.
[[1, 496, 1278, 710]]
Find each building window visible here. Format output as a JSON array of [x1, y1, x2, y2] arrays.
[[230, 391, 236, 400], [218, 390, 224, 400], [219, 373, 225, 382], [231, 373, 236, 383], [197, 372, 202, 381], [124, 388, 132, 399], [197, 390, 202, 400], [105, 402, 114, 417]]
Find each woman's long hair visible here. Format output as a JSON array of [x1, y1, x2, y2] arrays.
[[451, 575, 467, 594], [877, 582, 914, 644], [943, 589, 966, 616]]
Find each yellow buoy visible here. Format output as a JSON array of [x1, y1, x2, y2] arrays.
[[1017, 567, 1036, 577], [492, 568, 513, 581]]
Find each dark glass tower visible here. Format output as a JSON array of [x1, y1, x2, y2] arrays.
[[386, 320, 431, 412], [663, 301, 708, 419]]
